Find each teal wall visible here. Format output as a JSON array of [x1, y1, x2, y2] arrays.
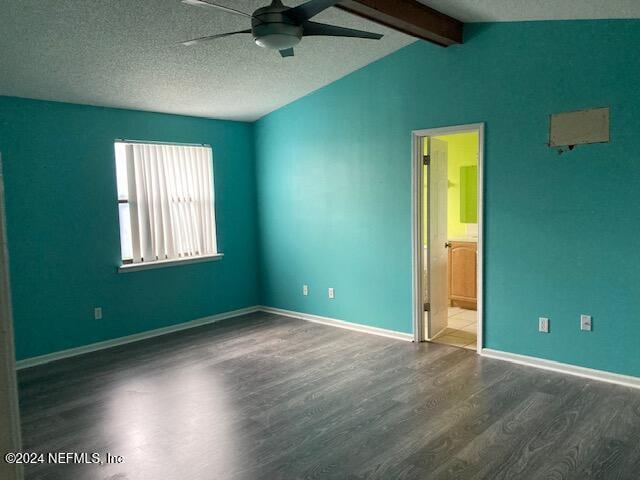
[[255, 21, 640, 377], [0, 97, 259, 360], [3, 20, 640, 378]]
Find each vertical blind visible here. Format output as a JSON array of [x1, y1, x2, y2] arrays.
[[117, 142, 217, 264]]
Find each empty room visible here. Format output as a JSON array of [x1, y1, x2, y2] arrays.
[[2, 1, 640, 479]]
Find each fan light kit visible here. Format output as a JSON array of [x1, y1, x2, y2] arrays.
[[180, 0, 383, 57]]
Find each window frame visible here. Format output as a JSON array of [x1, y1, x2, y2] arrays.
[[114, 139, 223, 273]]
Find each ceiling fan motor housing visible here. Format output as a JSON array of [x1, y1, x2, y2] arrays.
[[252, 4, 303, 50]]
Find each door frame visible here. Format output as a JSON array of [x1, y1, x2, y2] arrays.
[[411, 123, 485, 351], [0, 153, 23, 480]]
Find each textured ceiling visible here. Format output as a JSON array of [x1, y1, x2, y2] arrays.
[[0, 0, 414, 121], [420, 0, 640, 23], [2, 1, 640, 121]]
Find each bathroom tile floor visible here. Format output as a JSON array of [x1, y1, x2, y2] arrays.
[[432, 307, 477, 350]]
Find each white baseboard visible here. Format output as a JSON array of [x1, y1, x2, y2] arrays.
[[259, 306, 414, 342], [481, 348, 640, 390], [16, 306, 260, 370], [18, 305, 639, 390]]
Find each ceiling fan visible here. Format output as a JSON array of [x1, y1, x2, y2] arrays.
[[180, 0, 383, 57]]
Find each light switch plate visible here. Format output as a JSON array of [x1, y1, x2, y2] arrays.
[[94, 307, 103, 320], [303, 285, 308, 296], [580, 314, 592, 331]]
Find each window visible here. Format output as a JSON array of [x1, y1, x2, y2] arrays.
[[115, 141, 220, 270]]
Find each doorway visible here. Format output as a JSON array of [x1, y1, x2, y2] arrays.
[[411, 124, 484, 351]]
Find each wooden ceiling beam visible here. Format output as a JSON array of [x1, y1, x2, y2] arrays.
[[336, 0, 463, 47]]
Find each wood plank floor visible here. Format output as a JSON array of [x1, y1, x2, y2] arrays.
[[18, 312, 640, 479]]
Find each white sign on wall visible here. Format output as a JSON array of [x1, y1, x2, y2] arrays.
[[549, 107, 610, 148]]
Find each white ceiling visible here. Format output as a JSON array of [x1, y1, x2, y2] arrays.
[[1, 1, 640, 121], [0, 0, 414, 121]]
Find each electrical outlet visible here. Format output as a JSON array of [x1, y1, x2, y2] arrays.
[[538, 317, 549, 333], [94, 307, 103, 320], [328, 288, 335, 299], [580, 314, 592, 331], [303, 284, 309, 296]]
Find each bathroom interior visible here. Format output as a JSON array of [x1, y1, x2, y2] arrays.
[[424, 132, 479, 349]]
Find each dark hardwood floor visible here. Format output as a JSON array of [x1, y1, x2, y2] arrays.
[[18, 312, 640, 479]]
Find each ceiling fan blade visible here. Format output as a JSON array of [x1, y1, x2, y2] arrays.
[[286, 0, 341, 22], [181, 0, 253, 19], [279, 48, 295, 58], [181, 29, 252, 46], [302, 21, 383, 40]]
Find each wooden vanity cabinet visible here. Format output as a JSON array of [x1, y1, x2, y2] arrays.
[[448, 241, 477, 310]]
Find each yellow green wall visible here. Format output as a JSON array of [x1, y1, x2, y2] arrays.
[[438, 132, 478, 237], [422, 132, 478, 243]]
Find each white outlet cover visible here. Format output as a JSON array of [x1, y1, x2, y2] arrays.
[[580, 314, 592, 331], [328, 288, 335, 299], [94, 307, 103, 320], [539, 317, 549, 333]]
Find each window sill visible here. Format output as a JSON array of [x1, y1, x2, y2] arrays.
[[118, 253, 224, 273]]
